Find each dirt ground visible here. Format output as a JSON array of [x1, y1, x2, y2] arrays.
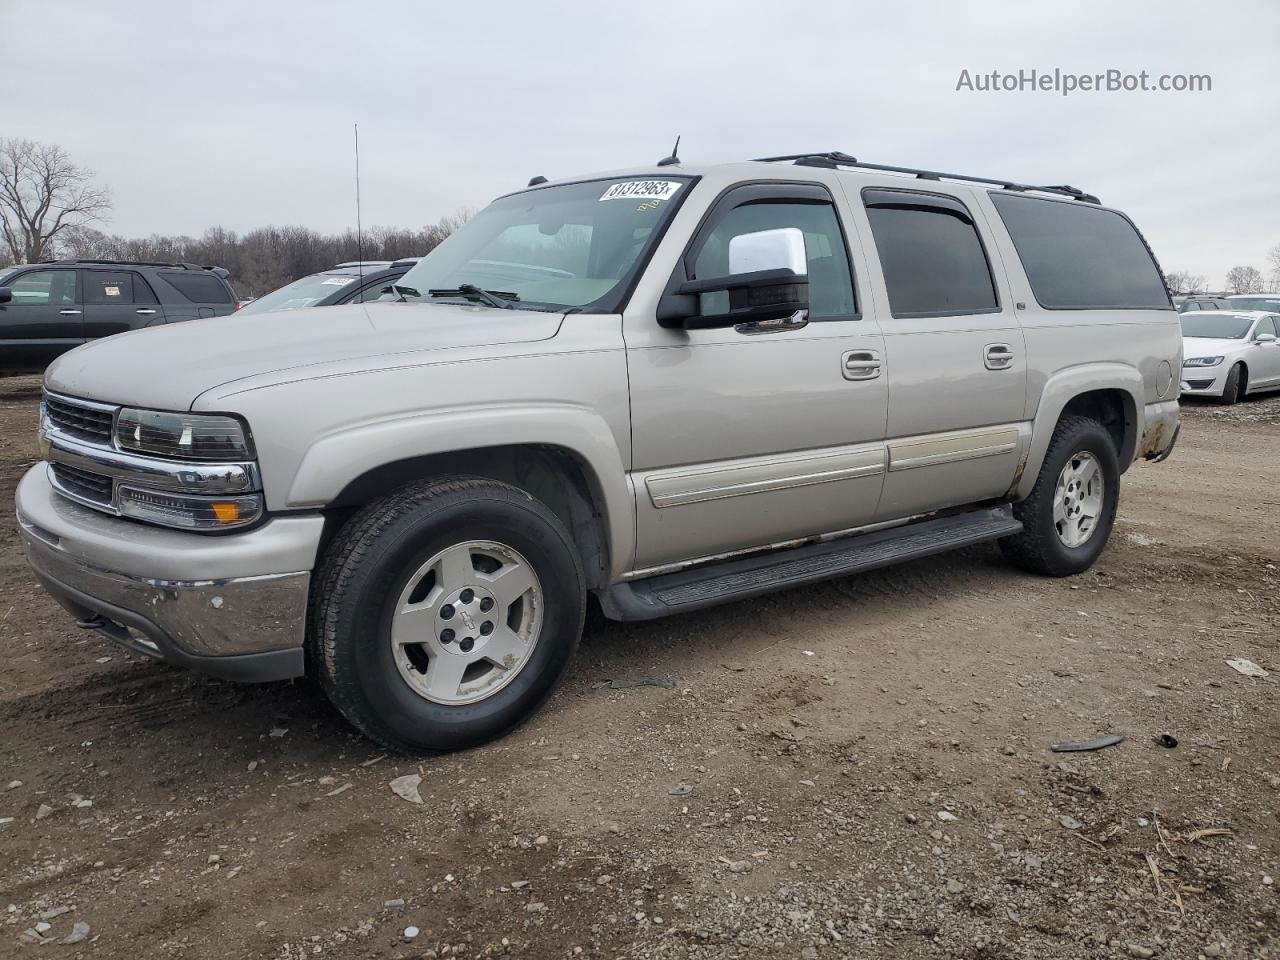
[[1, 374, 1277, 960]]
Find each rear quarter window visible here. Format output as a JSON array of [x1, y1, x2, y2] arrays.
[[156, 272, 233, 304], [989, 193, 1171, 310]]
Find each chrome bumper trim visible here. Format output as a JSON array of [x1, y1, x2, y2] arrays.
[[20, 512, 309, 659]]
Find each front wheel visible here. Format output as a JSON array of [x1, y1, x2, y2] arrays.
[[310, 477, 585, 753], [1219, 363, 1245, 404], [999, 416, 1120, 577]]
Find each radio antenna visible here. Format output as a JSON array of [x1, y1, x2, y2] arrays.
[[354, 123, 364, 289], [657, 135, 681, 167]]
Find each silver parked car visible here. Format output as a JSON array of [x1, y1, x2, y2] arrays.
[[18, 152, 1182, 752], [1179, 310, 1280, 402]]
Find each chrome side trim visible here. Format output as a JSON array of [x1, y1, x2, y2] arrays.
[[645, 442, 886, 509], [46, 430, 261, 495], [887, 425, 1020, 472]]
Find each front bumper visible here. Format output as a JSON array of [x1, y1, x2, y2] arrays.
[[1179, 367, 1228, 396], [16, 465, 323, 682]]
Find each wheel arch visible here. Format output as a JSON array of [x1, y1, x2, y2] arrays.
[[285, 405, 634, 586], [1014, 365, 1143, 500]]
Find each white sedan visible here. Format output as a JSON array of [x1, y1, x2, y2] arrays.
[[1180, 310, 1280, 403]]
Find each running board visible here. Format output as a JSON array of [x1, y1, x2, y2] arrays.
[[598, 506, 1022, 621]]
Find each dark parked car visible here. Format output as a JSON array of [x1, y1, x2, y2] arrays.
[[237, 258, 420, 315], [0, 259, 238, 371]]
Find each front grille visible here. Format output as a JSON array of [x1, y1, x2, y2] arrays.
[[50, 463, 114, 507], [45, 394, 115, 446]]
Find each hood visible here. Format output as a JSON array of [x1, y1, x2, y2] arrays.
[[44, 301, 563, 410], [1181, 336, 1245, 358]]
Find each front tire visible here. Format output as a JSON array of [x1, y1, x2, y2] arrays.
[[310, 477, 585, 753], [999, 416, 1120, 577], [1219, 363, 1245, 404]]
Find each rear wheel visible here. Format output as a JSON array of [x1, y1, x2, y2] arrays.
[[999, 416, 1120, 577], [1219, 363, 1245, 404], [310, 477, 585, 753]]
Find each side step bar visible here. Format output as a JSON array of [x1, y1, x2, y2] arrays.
[[598, 506, 1022, 622]]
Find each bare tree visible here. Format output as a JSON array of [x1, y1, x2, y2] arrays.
[[1165, 270, 1207, 295], [0, 139, 112, 264], [1268, 242, 1280, 290], [1224, 265, 1265, 295]]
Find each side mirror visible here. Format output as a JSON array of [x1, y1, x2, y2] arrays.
[[0, 287, 11, 305], [1255, 333, 1277, 344], [657, 227, 809, 330]]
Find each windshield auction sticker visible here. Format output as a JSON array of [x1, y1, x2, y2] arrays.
[[599, 180, 682, 202]]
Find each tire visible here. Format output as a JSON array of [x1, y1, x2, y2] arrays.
[[310, 477, 585, 753], [1219, 363, 1245, 404], [999, 416, 1120, 577]]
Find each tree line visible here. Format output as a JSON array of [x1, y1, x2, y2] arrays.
[[50, 219, 466, 298], [0, 136, 464, 297]]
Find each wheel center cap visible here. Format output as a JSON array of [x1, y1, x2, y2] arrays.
[[458, 608, 477, 631]]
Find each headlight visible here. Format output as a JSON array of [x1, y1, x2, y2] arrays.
[[115, 409, 254, 461], [1182, 356, 1224, 367], [117, 486, 263, 530]]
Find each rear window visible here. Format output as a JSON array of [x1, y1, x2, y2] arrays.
[[990, 194, 1170, 310], [158, 271, 233, 304]]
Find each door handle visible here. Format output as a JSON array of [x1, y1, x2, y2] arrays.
[[985, 343, 1015, 370], [59, 309, 82, 316], [842, 349, 882, 381], [135, 308, 157, 315], [735, 310, 809, 335]]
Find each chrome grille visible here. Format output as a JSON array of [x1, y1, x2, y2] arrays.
[[45, 394, 115, 446], [50, 463, 114, 507]]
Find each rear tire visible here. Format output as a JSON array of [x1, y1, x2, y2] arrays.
[[1220, 363, 1245, 404], [999, 416, 1120, 577], [310, 477, 585, 753]]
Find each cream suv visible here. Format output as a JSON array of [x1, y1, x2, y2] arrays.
[[18, 151, 1182, 752]]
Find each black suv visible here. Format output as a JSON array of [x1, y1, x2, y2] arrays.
[[0, 259, 238, 371]]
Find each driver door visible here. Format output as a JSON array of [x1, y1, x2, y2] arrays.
[[624, 181, 888, 571]]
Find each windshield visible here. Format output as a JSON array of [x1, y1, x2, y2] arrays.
[[1227, 296, 1280, 312], [239, 273, 359, 314], [1180, 313, 1254, 338], [394, 176, 693, 312]]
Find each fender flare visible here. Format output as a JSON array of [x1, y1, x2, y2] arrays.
[[285, 403, 635, 579], [1014, 363, 1143, 500]]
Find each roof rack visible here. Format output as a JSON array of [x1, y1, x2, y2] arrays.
[[38, 258, 213, 270], [753, 152, 1101, 204]]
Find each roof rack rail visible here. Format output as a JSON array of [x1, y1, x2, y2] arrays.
[[37, 258, 214, 270], [752, 152, 1101, 204]]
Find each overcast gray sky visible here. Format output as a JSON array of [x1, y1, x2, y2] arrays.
[[6, 0, 1277, 287]]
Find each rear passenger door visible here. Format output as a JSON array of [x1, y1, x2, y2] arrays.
[[81, 269, 164, 340], [0, 268, 83, 368], [850, 187, 1027, 521]]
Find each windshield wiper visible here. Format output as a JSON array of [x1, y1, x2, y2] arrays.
[[389, 284, 421, 301], [427, 283, 518, 309]]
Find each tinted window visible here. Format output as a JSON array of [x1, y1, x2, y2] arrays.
[[990, 193, 1170, 310], [691, 201, 856, 319], [347, 278, 401, 304], [863, 191, 997, 317], [159, 272, 233, 304], [8, 270, 76, 305], [1179, 313, 1253, 339], [83, 271, 134, 305]]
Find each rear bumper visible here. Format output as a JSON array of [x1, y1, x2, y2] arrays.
[[16, 465, 322, 682], [1139, 399, 1181, 462]]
